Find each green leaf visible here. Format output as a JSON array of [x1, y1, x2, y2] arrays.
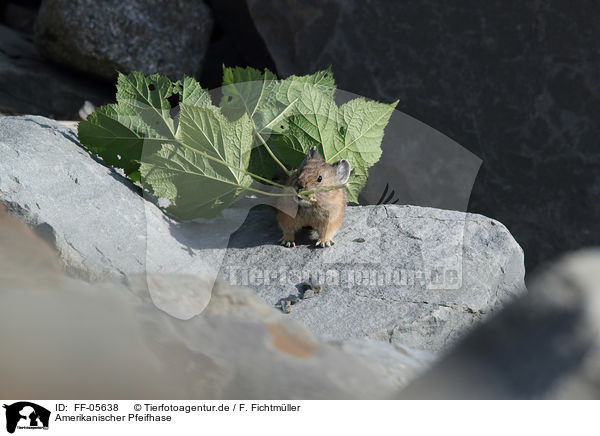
[[77, 104, 171, 182], [179, 75, 212, 108], [271, 87, 398, 203], [77, 104, 142, 179], [140, 104, 254, 219], [220, 66, 337, 178], [78, 69, 395, 221], [78, 72, 184, 181], [276, 84, 339, 155], [174, 75, 212, 135], [273, 66, 336, 109], [331, 98, 397, 202], [116, 71, 177, 140], [220, 66, 278, 129]]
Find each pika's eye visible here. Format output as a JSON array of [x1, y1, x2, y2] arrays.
[[317, 175, 322, 183]]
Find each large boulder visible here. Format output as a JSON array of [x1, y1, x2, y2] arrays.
[[0, 115, 236, 291], [0, 25, 113, 117], [1, 1, 39, 34], [199, 0, 278, 90], [1, 278, 403, 399], [34, 0, 213, 80], [0, 115, 526, 353], [219, 204, 525, 352], [399, 249, 600, 399], [246, 0, 600, 272], [0, 206, 426, 398]]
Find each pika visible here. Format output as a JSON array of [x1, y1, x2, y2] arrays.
[[277, 147, 351, 248]]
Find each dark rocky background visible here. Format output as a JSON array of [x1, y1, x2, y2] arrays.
[[0, 0, 598, 275]]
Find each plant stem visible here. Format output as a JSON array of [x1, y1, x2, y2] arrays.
[[244, 185, 297, 197], [246, 183, 347, 199], [142, 138, 345, 201], [298, 184, 347, 197], [254, 131, 292, 176], [165, 140, 290, 190], [246, 169, 288, 189]]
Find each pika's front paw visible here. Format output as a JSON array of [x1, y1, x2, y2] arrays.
[[315, 239, 334, 248], [282, 240, 296, 248]]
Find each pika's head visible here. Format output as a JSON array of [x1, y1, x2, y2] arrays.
[[289, 147, 351, 207]]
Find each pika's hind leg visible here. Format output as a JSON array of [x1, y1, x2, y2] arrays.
[[277, 211, 301, 248]]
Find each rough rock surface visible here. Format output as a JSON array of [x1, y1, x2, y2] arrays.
[[219, 204, 525, 352], [0, 115, 525, 352], [34, 0, 213, 80], [399, 249, 600, 399], [0, 116, 242, 319], [0, 206, 426, 398], [2, 1, 39, 34], [246, 0, 600, 271], [0, 25, 112, 117], [199, 0, 277, 90], [0, 278, 403, 399]]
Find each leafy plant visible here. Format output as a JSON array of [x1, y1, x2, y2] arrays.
[[78, 68, 397, 219]]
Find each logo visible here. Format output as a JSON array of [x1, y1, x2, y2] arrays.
[[3, 402, 50, 434]]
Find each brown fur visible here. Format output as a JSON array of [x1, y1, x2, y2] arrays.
[[276, 150, 349, 248]]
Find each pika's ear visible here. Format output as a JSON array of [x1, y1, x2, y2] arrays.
[[333, 159, 351, 184], [299, 146, 320, 167]]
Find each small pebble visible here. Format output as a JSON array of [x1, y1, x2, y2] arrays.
[[302, 289, 316, 299], [307, 276, 322, 293], [282, 301, 292, 313], [353, 237, 366, 243]]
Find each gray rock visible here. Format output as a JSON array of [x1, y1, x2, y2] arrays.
[[34, 0, 213, 80], [246, 0, 600, 272], [0, 210, 409, 399], [0, 204, 431, 400], [330, 338, 436, 391], [219, 204, 526, 352], [2, 1, 39, 34], [0, 115, 525, 352], [0, 115, 249, 320], [0, 279, 397, 398], [199, 0, 278, 89], [399, 249, 600, 399], [0, 25, 112, 117]]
